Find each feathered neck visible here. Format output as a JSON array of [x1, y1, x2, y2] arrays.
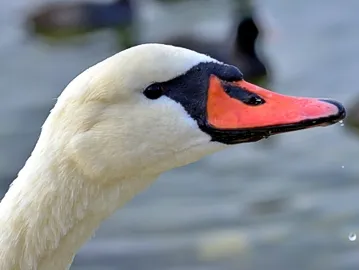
[[0, 146, 156, 270]]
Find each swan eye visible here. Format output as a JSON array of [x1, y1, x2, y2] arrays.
[[143, 84, 163, 100]]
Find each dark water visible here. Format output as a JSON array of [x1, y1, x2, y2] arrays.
[[1, 0, 359, 269]]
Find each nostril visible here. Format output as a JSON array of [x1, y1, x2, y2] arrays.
[[223, 83, 265, 106], [246, 95, 265, 106]]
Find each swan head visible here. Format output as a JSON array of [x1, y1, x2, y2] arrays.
[[45, 43, 345, 179]]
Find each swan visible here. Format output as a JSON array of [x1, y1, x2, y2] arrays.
[[164, 16, 269, 85], [165, 0, 269, 85], [0, 44, 345, 270]]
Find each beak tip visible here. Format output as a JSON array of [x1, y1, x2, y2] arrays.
[[319, 99, 346, 121]]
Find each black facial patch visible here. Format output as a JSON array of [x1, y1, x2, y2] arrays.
[[153, 61, 267, 143], [159, 62, 243, 127]]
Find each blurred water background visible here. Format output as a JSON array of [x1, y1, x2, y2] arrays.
[[1, 0, 359, 269]]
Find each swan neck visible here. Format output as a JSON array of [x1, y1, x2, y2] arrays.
[[0, 153, 156, 270]]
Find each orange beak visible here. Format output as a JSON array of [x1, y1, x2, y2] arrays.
[[205, 75, 345, 143]]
